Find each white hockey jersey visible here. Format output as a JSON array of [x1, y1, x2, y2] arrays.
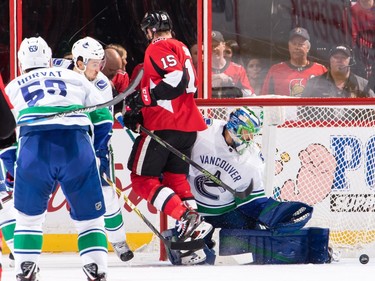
[[52, 58, 114, 151], [189, 119, 266, 216], [52, 58, 113, 104], [5, 67, 105, 128]]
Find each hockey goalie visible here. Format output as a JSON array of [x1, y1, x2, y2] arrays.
[[163, 107, 330, 265]]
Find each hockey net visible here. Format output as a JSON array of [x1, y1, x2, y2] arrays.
[[196, 97, 375, 258]]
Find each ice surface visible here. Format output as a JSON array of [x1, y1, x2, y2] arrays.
[[2, 251, 374, 281]]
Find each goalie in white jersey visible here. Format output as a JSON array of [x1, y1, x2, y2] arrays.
[[189, 107, 266, 225], [165, 107, 313, 265], [5, 37, 108, 281]]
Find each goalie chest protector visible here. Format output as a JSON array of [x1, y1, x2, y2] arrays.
[[219, 227, 330, 264]]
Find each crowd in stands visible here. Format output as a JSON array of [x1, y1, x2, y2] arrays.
[[203, 0, 375, 98]]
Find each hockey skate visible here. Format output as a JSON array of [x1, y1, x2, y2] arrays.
[[83, 263, 107, 281], [176, 209, 213, 241], [111, 241, 134, 262], [16, 261, 39, 281]]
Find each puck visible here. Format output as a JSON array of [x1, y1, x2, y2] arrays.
[[359, 254, 369, 264]]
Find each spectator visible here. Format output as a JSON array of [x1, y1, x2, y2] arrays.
[[211, 31, 254, 97], [351, 0, 375, 80], [190, 43, 199, 71], [261, 27, 327, 96], [301, 45, 374, 121], [106, 43, 130, 94], [129, 62, 144, 92], [102, 47, 122, 81], [224, 39, 244, 66], [102, 47, 126, 115], [246, 57, 267, 95], [351, 0, 375, 47], [302, 44, 374, 97]]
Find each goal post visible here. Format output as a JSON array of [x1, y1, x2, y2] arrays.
[[194, 97, 375, 258]]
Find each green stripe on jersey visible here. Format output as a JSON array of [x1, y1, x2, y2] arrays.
[[19, 104, 84, 116], [197, 202, 236, 216], [235, 191, 266, 205], [89, 108, 113, 124]]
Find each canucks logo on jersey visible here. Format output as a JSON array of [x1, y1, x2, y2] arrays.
[[194, 170, 226, 200], [95, 79, 108, 90]]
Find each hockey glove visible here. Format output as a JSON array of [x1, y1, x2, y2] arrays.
[[125, 87, 157, 112], [122, 110, 143, 133], [257, 198, 313, 233], [96, 149, 110, 179]]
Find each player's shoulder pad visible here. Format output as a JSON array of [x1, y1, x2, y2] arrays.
[[94, 73, 110, 91], [52, 58, 74, 69]]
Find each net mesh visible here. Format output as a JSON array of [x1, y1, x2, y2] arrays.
[[198, 104, 375, 257]]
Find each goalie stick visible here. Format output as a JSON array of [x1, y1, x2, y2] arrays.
[[102, 176, 205, 251], [16, 68, 144, 126], [115, 113, 253, 199]]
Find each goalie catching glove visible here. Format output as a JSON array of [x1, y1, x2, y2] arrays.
[[125, 87, 157, 112], [257, 198, 313, 233]]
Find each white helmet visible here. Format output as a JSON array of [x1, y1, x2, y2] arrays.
[[18, 36, 52, 72], [71, 36, 104, 65]]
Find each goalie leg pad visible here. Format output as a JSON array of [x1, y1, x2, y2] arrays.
[[219, 227, 330, 264]]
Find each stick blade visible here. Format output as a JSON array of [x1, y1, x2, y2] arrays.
[[168, 238, 206, 251], [234, 179, 254, 199]]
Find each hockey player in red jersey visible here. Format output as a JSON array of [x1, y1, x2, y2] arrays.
[[122, 10, 212, 260], [261, 27, 327, 96]]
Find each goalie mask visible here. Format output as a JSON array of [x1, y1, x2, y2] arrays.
[[226, 107, 261, 155], [141, 10, 173, 35], [18, 36, 52, 73], [71, 36, 105, 68]]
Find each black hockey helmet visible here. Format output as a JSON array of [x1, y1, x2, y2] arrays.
[[140, 11, 173, 34]]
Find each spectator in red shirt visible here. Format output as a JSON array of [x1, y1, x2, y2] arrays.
[[106, 44, 130, 94], [102, 47, 122, 81], [351, 0, 375, 79], [261, 27, 327, 96], [129, 62, 144, 91], [211, 31, 254, 97], [351, 0, 375, 46]]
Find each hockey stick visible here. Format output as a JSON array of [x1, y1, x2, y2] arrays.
[[115, 113, 253, 199], [102, 175, 205, 251], [17, 69, 144, 126]]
